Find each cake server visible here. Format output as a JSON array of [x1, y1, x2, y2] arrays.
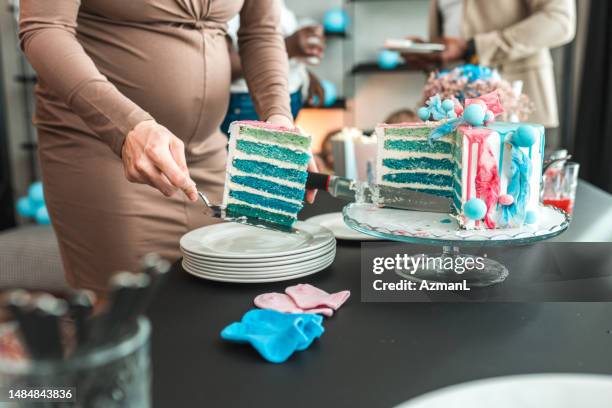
[[305, 172, 451, 213], [197, 191, 297, 233]]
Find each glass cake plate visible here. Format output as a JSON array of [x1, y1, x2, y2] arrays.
[[343, 203, 570, 287]]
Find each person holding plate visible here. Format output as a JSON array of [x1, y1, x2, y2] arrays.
[[402, 0, 576, 128]]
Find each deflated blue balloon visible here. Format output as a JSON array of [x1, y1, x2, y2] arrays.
[[221, 309, 324, 363]]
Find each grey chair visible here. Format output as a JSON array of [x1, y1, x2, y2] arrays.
[[0, 225, 67, 291]]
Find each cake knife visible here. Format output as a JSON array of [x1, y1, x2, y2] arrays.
[[305, 172, 451, 213]]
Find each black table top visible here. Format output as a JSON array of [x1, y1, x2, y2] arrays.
[[148, 181, 612, 408]]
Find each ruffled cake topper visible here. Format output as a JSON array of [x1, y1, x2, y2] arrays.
[[422, 64, 534, 122], [421, 90, 504, 142]]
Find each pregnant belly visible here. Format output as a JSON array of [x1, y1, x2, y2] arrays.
[[77, 21, 231, 141]]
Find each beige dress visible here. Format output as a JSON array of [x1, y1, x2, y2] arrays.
[[19, 0, 291, 293]]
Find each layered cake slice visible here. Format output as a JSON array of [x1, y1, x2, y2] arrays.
[[224, 121, 312, 227], [375, 122, 455, 199]]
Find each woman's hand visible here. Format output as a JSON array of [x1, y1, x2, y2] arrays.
[[122, 120, 198, 201], [266, 114, 318, 204], [285, 25, 325, 60]]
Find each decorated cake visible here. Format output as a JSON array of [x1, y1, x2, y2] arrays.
[[224, 121, 312, 227], [376, 92, 544, 230]]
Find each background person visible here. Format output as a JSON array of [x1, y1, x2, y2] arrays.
[[402, 0, 576, 128]]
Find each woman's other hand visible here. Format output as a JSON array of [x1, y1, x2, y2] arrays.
[[122, 120, 198, 201], [307, 71, 325, 107], [285, 25, 325, 60], [266, 114, 318, 204]]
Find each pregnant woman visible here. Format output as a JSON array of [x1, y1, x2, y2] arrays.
[[20, 0, 310, 293]]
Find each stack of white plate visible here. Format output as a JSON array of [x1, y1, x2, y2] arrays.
[[180, 221, 336, 283]]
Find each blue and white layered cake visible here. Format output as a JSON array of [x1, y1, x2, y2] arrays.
[[376, 93, 545, 230], [223, 121, 312, 227], [375, 122, 455, 199]]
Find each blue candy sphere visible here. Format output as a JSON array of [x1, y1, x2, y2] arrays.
[[320, 79, 337, 107], [28, 181, 44, 205], [463, 104, 485, 126], [464, 198, 487, 220], [417, 107, 430, 121], [35, 205, 51, 225], [377, 49, 400, 70], [16, 196, 37, 218], [442, 99, 455, 112], [513, 125, 537, 147], [323, 8, 349, 33], [524, 210, 538, 224]]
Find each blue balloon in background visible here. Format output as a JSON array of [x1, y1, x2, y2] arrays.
[[323, 8, 349, 33], [35, 205, 51, 225], [16, 196, 37, 218], [320, 79, 337, 107], [377, 49, 400, 70], [28, 181, 45, 205]]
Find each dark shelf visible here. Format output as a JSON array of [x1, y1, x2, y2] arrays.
[[350, 62, 418, 75], [324, 31, 349, 39], [303, 98, 347, 110]]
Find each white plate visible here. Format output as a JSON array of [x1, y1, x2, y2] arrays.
[[180, 221, 334, 259], [384, 38, 445, 53], [182, 256, 334, 283], [184, 246, 336, 271], [181, 240, 336, 265], [394, 374, 612, 408], [183, 254, 335, 278], [344, 203, 569, 245], [183, 249, 336, 274], [305, 212, 381, 241]]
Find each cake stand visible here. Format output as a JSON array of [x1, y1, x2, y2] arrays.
[[343, 203, 570, 287]]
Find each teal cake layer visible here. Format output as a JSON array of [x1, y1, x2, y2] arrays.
[[382, 157, 453, 171], [229, 190, 303, 214], [236, 140, 310, 166], [227, 203, 295, 227], [239, 126, 310, 150], [230, 175, 305, 201], [384, 140, 453, 154], [233, 159, 308, 184], [382, 172, 453, 187]]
